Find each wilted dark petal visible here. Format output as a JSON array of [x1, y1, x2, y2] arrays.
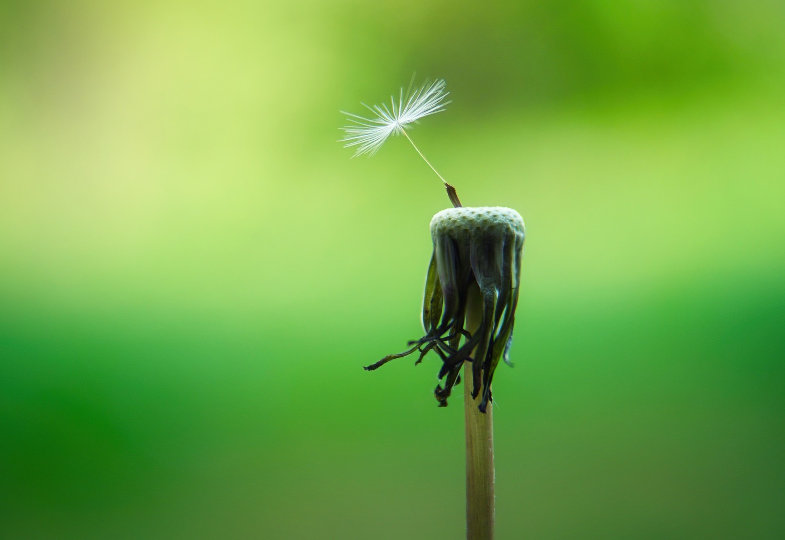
[[431, 319, 467, 406], [513, 229, 524, 294], [500, 226, 525, 368], [422, 252, 443, 333], [434, 363, 462, 407], [492, 235, 519, 366], [494, 234, 512, 328], [468, 238, 502, 397], [433, 234, 461, 335], [364, 343, 421, 371], [502, 331, 514, 367], [469, 232, 503, 293]]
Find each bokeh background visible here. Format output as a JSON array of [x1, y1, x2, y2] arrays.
[[1, 1, 784, 538]]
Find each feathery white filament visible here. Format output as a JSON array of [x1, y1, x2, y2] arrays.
[[340, 79, 450, 158]]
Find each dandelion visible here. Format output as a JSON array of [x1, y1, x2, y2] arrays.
[[364, 207, 525, 413], [341, 78, 527, 539]]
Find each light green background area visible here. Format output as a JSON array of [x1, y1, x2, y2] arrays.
[[1, 2, 784, 538]]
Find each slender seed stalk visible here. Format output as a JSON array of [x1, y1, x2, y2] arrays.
[[464, 283, 495, 539], [400, 128, 448, 184], [400, 128, 462, 207]]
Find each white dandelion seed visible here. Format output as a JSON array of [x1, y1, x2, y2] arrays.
[[340, 79, 454, 191]]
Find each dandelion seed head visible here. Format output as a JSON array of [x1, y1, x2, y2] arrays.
[[340, 79, 450, 157]]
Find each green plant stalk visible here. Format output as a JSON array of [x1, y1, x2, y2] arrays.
[[464, 283, 495, 539]]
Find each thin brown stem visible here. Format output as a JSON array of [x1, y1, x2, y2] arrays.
[[464, 284, 495, 539]]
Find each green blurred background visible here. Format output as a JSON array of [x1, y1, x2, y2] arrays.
[[1, 1, 784, 538]]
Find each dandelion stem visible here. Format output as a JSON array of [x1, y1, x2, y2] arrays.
[[464, 283, 495, 539], [400, 128, 462, 208], [400, 128, 447, 184]]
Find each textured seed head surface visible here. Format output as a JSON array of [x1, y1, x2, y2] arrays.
[[430, 207, 525, 241]]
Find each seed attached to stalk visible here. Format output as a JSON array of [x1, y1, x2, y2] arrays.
[[340, 78, 461, 206]]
